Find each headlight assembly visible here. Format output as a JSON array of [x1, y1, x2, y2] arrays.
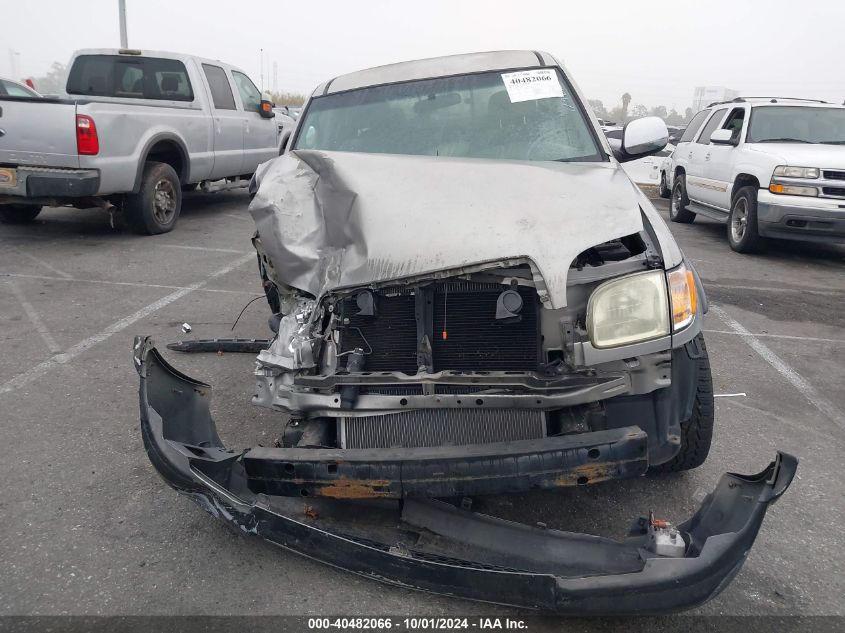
[[587, 265, 699, 349], [772, 165, 819, 179], [586, 270, 670, 348]]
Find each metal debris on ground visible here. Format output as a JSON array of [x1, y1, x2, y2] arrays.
[[180, 323, 192, 333]]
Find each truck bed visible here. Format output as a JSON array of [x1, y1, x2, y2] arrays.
[[0, 96, 79, 169]]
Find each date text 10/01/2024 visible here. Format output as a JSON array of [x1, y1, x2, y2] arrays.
[[307, 617, 528, 630]]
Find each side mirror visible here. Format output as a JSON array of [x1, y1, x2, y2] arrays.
[[259, 99, 275, 119], [613, 116, 668, 163], [710, 128, 738, 146]]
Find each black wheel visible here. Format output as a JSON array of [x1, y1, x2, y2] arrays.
[[728, 186, 763, 253], [124, 162, 182, 235], [669, 175, 696, 223], [0, 204, 42, 224], [658, 172, 670, 199], [650, 334, 714, 473]]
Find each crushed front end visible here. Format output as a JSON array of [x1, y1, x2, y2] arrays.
[[250, 227, 705, 498], [135, 149, 796, 612], [135, 335, 796, 614]]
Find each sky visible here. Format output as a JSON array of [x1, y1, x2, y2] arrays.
[[4, 0, 844, 111]]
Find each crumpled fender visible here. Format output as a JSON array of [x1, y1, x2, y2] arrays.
[[134, 336, 797, 614]]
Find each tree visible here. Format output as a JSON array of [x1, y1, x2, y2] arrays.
[[268, 91, 306, 106], [684, 107, 694, 122], [29, 62, 66, 95], [607, 106, 626, 124], [621, 92, 632, 119], [587, 99, 609, 120], [665, 108, 685, 125], [630, 104, 648, 119], [648, 105, 668, 119]]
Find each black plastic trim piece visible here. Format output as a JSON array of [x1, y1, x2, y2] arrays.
[[134, 336, 797, 614]]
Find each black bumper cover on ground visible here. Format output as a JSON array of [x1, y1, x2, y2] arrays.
[[134, 336, 796, 614]]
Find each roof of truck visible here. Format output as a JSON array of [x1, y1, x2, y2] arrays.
[[314, 50, 558, 96], [70, 48, 246, 73], [706, 97, 844, 109]]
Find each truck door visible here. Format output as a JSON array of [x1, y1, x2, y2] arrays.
[[231, 70, 280, 174], [201, 64, 243, 179], [670, 110, 709, 190], [703, 107, 747, 209], [685, 108, 727, 204]]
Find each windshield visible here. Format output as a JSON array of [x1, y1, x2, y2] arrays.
[[294, 69, 602, 162], [747, 106, 845, 144]]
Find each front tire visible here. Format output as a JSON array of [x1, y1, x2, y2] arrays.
[[0, 204, 42, 224], [669, 175, 696, 223], [124, 162, 182, 235], [658, 172, 670, 199], [650, 334, 714, 474], [727, 186, 763, 253]]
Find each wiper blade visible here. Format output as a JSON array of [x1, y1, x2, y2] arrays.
[[819, 140, 845, 145], [756, 138, 814, 144]]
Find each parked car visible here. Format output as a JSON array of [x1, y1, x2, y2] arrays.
[[276, 104, 302, 120], [0, 49, 284, 233], [0, 77, 42, 98], [136, 50, 794, 614], [664, 97, 845, 252], [605, 125, 675, 186]]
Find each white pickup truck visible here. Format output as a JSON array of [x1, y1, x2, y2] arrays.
[[665, 97, 845, 252], [0, 49, 289, 234]]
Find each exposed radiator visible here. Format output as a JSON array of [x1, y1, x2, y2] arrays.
[[339, 282, 540, 373], [340, 409, 546, 448]]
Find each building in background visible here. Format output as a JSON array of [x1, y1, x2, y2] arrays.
[[692, 86, 740, 112]]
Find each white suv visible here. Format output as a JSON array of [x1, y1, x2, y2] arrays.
[[665, 97, 845, 252]]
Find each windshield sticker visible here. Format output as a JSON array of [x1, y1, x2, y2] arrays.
[[501, 69, 564, 103]]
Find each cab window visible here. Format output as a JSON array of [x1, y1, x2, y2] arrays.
[[696, 109, 727, 144], [67, 55, 194, 101], [232, 71, 262, 113], [722, 108, 746, 141], [678, 110, 709, 143], [202, 64, 236, 110]]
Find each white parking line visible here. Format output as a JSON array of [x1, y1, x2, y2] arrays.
[[710, 304, 845, 432], [705, 282, 842, 297], [703, 328, 845, 345], [5, 280, 62, 353], [0, 272, 261, 296], [0, 252, 255, 396], [9, 246, 73, 279], [160, 245, 249, 254]]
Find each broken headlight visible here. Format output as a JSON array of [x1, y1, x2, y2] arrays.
[[587, 270, 670, 348]]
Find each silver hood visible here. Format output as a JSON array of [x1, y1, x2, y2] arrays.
[[249, 150, 647, 309]]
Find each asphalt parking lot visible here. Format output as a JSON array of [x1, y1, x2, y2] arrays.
[[1, 189, 844, 622]]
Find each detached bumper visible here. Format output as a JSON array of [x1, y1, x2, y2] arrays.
[[134, 336, 797, 614], [757, 189, 845, 242]]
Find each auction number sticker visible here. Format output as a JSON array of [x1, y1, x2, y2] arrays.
[[500, 69, 563, 103]]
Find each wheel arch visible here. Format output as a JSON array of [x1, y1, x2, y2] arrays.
[[731, 173, 760, 201], [132, 134, 191, 193]]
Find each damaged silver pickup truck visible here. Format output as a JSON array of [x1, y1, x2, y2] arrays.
[[135, 50, 796, 613]]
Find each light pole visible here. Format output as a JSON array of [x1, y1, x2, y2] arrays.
[[119, 0, 128, 48]]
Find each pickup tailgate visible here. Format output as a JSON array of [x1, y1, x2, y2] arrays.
[[0, 97, 80, 168]]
